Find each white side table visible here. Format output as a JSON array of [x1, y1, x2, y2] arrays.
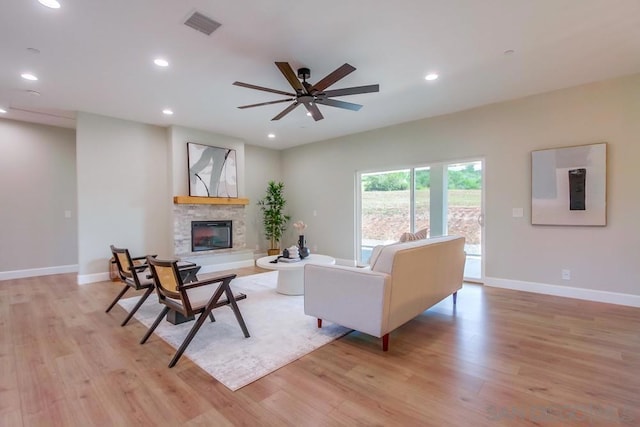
[[256, 254, 336, 295]]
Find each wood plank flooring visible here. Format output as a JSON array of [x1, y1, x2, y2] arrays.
[[1, 269, 639, 426]]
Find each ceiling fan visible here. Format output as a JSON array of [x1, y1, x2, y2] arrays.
[[233, 62, 379, 121]]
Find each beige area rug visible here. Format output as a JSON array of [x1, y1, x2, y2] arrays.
[[118, 271, 350, 391]]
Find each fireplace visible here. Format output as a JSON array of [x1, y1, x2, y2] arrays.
[[191, 220, 232, 252]]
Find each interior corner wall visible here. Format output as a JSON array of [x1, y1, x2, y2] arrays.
[[76, 112, 171, 280], [244, 144, 282, 252], [0, 118, 78, 274], [168, 126, 246, 197], [281, 73, 640, 296]]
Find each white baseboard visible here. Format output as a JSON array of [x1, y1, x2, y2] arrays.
[[0, 264, 78, 281], [77, 272, 111, 285], [484, 276, 640, 308]]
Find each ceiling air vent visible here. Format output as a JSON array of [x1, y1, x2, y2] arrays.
[[184, 11, 221, 36]]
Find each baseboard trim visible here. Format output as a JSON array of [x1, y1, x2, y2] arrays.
[[484, 276, 640, 308], [77, 272, 111, 285], [0, 264, 78, 281]]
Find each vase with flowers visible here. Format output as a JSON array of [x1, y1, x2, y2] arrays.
[[292, 220, 310, 259]]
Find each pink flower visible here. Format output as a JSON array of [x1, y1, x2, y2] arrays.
[[293, 221, 307, 233]]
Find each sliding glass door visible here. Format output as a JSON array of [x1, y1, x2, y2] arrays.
[[447, 161, 483, 281], [357, 159, 484, 281], [359, 169, 411, 263]]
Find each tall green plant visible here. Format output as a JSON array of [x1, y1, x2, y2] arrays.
[[258, 181, 291, 250]]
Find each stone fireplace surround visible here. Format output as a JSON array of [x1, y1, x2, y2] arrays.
[[172, 201, 254, 272]]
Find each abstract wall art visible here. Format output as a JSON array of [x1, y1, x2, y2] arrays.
[[187, 142, 238, 198], [531, 143, 606, 226]]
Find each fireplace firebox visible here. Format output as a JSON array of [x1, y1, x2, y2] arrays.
[[191, 220, 232, 252]]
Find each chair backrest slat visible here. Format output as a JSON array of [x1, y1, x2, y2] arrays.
[[111, 245, 135, 280], [146, 257, 188, 310], [116, 252, 132, 274]]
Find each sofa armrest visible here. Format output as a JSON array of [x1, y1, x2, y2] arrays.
[[304, 264, 391, 337]]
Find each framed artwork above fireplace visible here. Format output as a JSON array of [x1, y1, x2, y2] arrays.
[[187, 142, 238, 198]]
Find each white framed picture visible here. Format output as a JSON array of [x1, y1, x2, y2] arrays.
[[187, 143, 238, 198], [531, 143, 606, 226]]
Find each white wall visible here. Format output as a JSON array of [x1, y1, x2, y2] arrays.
[[0, 118, 77, 276], [76, 112, 171, 281], [168, 126, 245, 197], [244, 144, 282, 252], [281, 73, 640, 298]]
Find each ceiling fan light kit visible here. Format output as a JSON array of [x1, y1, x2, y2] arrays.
[[233, 62, 379, 121]]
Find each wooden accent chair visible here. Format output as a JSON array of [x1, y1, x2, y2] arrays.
[[141, 256, 250, 368], [107, 245, 156, 326]]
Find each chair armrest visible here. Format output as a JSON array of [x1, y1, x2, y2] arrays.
[[132, 254, 157, 271], [176, 261, 197, 269], [131, 254, 156, 262], [304, 264, 391, 337], [179, 273, 237, 290]]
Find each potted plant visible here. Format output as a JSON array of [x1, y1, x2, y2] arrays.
[[258, 181, 291, 255]]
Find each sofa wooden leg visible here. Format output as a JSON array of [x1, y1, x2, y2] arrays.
[[382, 333, 389, 351], [453, 291, 457, 305], [317, 318, 322, 328]]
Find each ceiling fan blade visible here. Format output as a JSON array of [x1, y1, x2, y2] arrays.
[[302, 101, 324, 121], [272, 102, 301, 121], [315, 98, 362, 111], [275, 62, 305, 93], [323, 84, 380, 98], [233, 81, 295, 97], [308, 63, 356, 94], [237, 98, 295, 109]]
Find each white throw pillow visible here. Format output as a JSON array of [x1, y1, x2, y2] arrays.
[[368, 245, 385, 267]]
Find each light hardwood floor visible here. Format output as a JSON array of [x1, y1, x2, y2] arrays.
[[1, 269, 639, 426]]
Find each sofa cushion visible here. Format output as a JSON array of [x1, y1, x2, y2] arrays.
[[368, 245, 385, 267], [371, 235, 462, 275]]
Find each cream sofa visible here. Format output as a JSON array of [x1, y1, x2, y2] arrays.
[[304, 235, 466, 351]]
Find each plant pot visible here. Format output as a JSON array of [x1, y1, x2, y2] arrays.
[[267, 248, 280, 256]]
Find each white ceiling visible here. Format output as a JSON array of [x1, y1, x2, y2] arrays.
[[1, 0, 639, 149]]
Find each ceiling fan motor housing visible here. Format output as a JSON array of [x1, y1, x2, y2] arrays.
[[297, 67, 311, 81]]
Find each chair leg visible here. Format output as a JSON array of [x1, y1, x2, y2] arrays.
[[167, 284, 228, 368], [317, 319, 323, 328], [121, 286, 154, 326], [140, 306, 170, 344], [453, 291, 458, 305], [105, 285, 130, 313], [382, 333, 389, 351], [224, 284, 250, 338], [168, 308, 212, 368], [208, 312, 216, 322]]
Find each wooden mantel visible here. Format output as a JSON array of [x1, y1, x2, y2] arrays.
[[173, 196, 250, 205]]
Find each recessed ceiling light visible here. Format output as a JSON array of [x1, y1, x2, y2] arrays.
[[25, 90, 41, 96], [425, 73, 439, 81], [0, 108, 7, 114], [154, 58, 169, 67], [38, 0, 61, 9], [162, 109, 174, 115], [21, 73, 38, 81], [267, 133, 275, 139]]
